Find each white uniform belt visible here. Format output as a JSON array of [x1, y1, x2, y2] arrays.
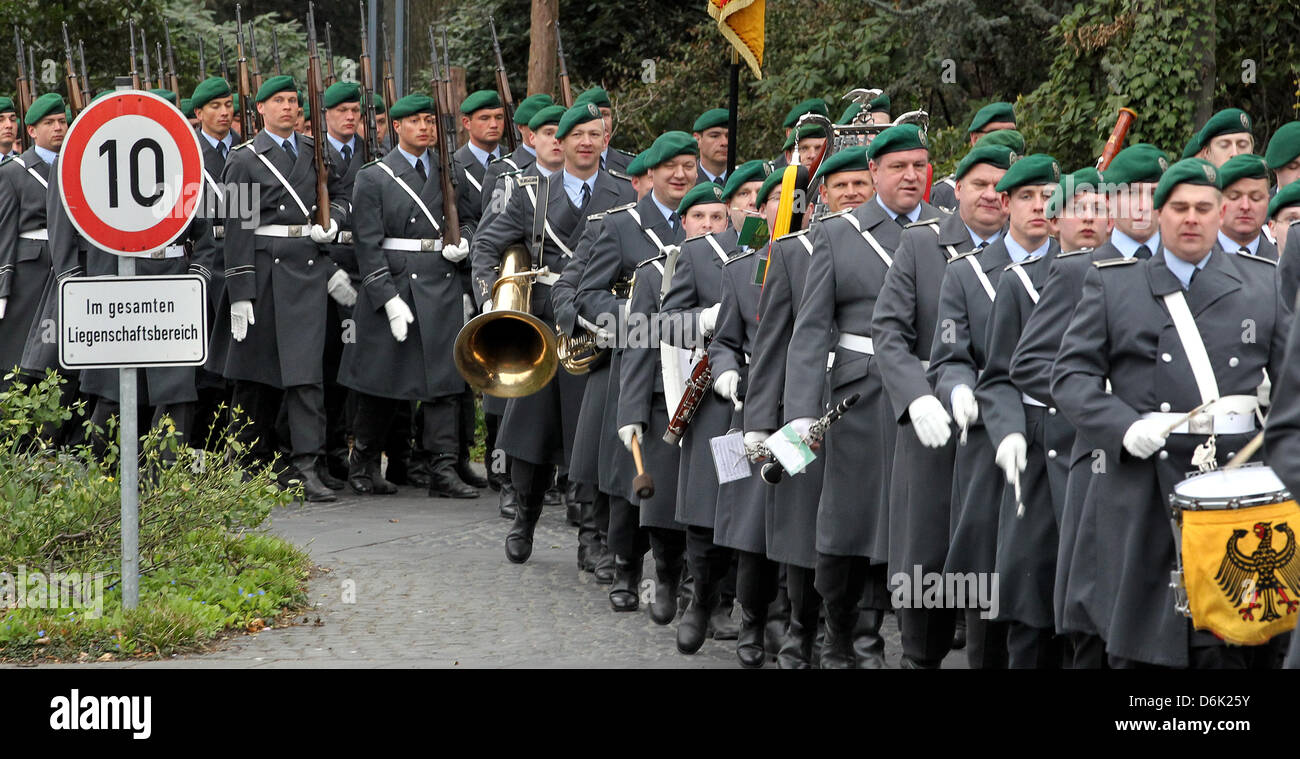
[[381, 237, 444, 252], [836, 332, 874, 355], [534, 269, 559, 286], [254, 224, 311, 238], [1022, 392, 1046, 408], [19, 229, 48, 240], [1141, 395, 1258, 435]]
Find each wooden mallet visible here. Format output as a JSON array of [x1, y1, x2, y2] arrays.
[[629, 435, 655, 499]]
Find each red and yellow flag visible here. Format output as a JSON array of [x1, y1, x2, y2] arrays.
[[708, 0, 764, 79]]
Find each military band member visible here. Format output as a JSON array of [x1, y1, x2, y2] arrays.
[[1265, 121, 1300, 192], [1212, 153, 1276, 260], [719, 159, 769, 232], [480, 93, 554, 222], [573, 87, 634, 174], [930, 102, 1018, 212], [0, 97, 20, 161], [210, 76, 359, 502], [1187, 108, 1254, 167], [1268, 180, 1300, 254], [774, 98, 829, 170], [181, 98, 198, 129], [1052, 158, 1290, 668], [781, 124, 827, 173], [971, 156, 1066, 669], [691, 108, 730, 184], [867, 93, 891, 124], [785, 124, 940, 668], [872, 143, 1012, 669]]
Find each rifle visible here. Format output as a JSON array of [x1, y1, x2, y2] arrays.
[[155, 43, 165, 95], [487, 16, 518, 152], [164, 19, 180, 99], [270, 26, 282, 76], [234, 5, 260, 136], [247, 21, 263, 93], [431, 26, 461, 246], [78, 40, 92, 106], [555, 21, 574, 108], [358, 2, 380, 161], [61, 23, 85, 114], [140, 26, 153, 90], [128, 21, 142, 89], [26, 41, 35, 100], [13, 26, 30, 150], [306, 3, 332, 228], [199, 36, 207, 78], [218, 34, 229, 81], [324, 23, 336, 86], [380, 22, 399, 149]]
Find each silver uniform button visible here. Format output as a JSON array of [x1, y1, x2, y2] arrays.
[[1160, 402, 1171, 412], [1048, 407, 1057, 415], [1161, 353, 1172, 363], [308, 259, 314, 265], [1159, 450, 1169, 460], [1229, 357, 1239, 367], [279, 204, 285, 211], [274, 258, 280, 264], [411, 273, 417, 279], [1047, 449, 1057, 459]]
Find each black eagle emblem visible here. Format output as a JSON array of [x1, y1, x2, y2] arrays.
[[1215, 521, 1300, 621]]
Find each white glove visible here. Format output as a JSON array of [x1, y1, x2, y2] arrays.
[[995, 433, 1028, 484], [950, 384, 979, 430], [618, 423, 644, 452], [383, 296, 415, 342], [230, 300, 255, 342], [441, 239, 470, 263], [310, 218, 339, 244], [482, 299, 494, 313], [699, 302, 722, 337], [789, 417, 816, 441], [744, 430, 771, 461], [713, 369, 741, 403], [463, 294, 475, 323], [0, 297, 6, 320], [908, 394, 953, 449], [1258, 369, 1272, 408], [1123, 417, 1169, 459], [326, 268, 357, 307]]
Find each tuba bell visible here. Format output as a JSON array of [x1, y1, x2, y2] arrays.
[[557, 326, 605, 375], [454, 243, 559, 398]]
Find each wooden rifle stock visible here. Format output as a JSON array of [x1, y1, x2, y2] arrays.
[[381, 22, 399, 150], [13, 26, 30, 151], [61, 23, 85, 114], [306, 3, 332, 228], [431, 26, 461, 247], [555, 21, 574, 108], [487, 16, 518, 152], [358, 2, 380, 161]]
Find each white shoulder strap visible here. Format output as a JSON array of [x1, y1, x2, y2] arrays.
[[651, 260, 665, 274], [796, 234, 813, 254], [462, 163, 483, 192], [1162, 289, 1220, 405], [1011, 264, 1040, 304], [705, 234, 729, 264], [203, 169, 225, 213], [23, 158, 48, 189], [966, 255, 995, 300], [254, 150, 310, 220], [377, 161, 441, 233], [925, 223, 962, 260], [840, 212, 893, 267], [522, 182, 574, 257]]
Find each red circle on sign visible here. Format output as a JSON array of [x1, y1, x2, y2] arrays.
[[59, 91, 203, 254]]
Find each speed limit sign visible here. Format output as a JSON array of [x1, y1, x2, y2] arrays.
[[58, 89, 204, 256]]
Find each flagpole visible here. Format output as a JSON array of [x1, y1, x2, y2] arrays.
[[726, 49, 739, 177]]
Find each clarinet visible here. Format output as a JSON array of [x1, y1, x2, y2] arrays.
[[750, 393, 861, 484]]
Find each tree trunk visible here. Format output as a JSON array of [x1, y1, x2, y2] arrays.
[[1193, 0, 1216, 128], [450, 65, 469, 145], [527, 0, 558, 98]]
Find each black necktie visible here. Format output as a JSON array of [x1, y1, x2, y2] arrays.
[[1239, 246, 1250, 256], [579, 182, 591, 210], [976, 240, 989, 251], [895, 214, 908, 228], [216, 141, 227, 159], [668, 211, 680, 230], [1187, 267, 1199, 289], [341, 144, 352, 164], [1135, 244, 1151, 260], [415, 157, 427, 182], [282, 138, 297, 161]]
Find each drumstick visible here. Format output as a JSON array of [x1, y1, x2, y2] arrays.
[[1160, 399, 1217, 437], [629, 435, 655, 499], [1224, 431, 1265, 470], [1014, 468, 1024, 518]]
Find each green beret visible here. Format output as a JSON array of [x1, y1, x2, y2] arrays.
[[514, 93, 554, 127], [676, 181, 725, 215], [254, 75, 297, 103], [974, 128, 1026, 153], [1046, 167, 1104, 219], [1268, 179, 1300, 219], [994, 153, 1060, 193], [1265, 122, 1300, 169], [866, 123, 927, 161], [528, 104, 566, 131], [836, 103, 862, 125], [1181, 135, 1201, 159], [460, 89, 502, 114], [812, 145, 870, 183], [1198, 107, 1252, 145], [298, 90, 306, 107], [191, 77, 231, 111], [968, 101, 1015, 133], [756, 169, 786, 207], [0, 97, 14, 114], [24, 93, 65, 125], [148, 88, 177, 105], [574, 87, 611, 109], [557, 102, 603, 138], [646, 130, 698, 168], [1216, 153, 1269, 189], [370, 94, 386, 114], [868, 93, 890, 114], [782, 98, 828, 129], [180, 98, 194, 117], [953, 144, 1014, 181], [783, 122, 827, 152], [389, 94, 435, 120], [324, 81, 361, 108], [232, 93, 240, 110], [1153, 157, 1220, 209], [720, 159, 770, 200], [1102, 143, 1168, 185], [626, 149, 652, 177], [693, 108, 729, 133]]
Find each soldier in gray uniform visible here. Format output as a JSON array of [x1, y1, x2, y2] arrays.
[[573, 87, 635, 174], [0, 97, 19, 162], [873, 143, 1011, 668], [1053, 158, 1290, 668], [930, 102, 1018, 212], [1009, 145, 1167, 668], [580, 132, 694, 617], [1262, 275, 1300, 670], [1212, 153, 1277, 260], [210, 76, 361, 502], [691, 108, 730, 185], [784, 124, 939, 668]]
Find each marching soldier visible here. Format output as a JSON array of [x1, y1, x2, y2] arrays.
[[971, 156, 1067, 669], [1009, 143, 1166, 668], [1265, 121, 1300, 192], [1052, 158, 1290, 668], [336, 93, 474, 499], [573, 87, 634, 173], [720, 159, 769, 231], [872, 143, 1012, 668], [691, 108, 730, 184], [209, 75, 359, 501], [930, 102, 1018, 211], [0, 97, 20, 161], [1213, 153, 1276, 260], [1186, 108, 1254, 167], [784, 124, 940, 668]]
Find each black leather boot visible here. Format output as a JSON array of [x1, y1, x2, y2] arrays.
[[367, 458, 398, 495], [952, 613, 968, 650], [650, 555, 683, 625], [347, 447, 375, 495], [315, 458, 346, 490], [766, 584, 791, 657], [428, 454, 479, 499], [710, 601, 739, 641], [455, 457, 488, 488], [737, 607, 768, 668], [290, 455, 337, 503], [505, 498, 541, 564], [819, 602, 859, 669], [577, 498, 599, 571], [593, 545, 615, 584], [677, 581, 716, 655], [498, 481, 520, 518], [609, 556, 642, 612], [854, 609, 886, 669], [777, 602, 819, 669], [564, 478, 581, 526], [406, 451, 433, 489]]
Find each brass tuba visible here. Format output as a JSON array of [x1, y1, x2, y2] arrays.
[[557, 327, 605, 375], [454, 244, 559, 398]]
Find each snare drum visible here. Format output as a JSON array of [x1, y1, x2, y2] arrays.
[[1169, 464, 1300, 646]]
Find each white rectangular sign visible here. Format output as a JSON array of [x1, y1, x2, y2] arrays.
[[58, 275, 208, 369]]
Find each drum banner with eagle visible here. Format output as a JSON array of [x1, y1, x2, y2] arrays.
[[1182, 499, 1300, 645]]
